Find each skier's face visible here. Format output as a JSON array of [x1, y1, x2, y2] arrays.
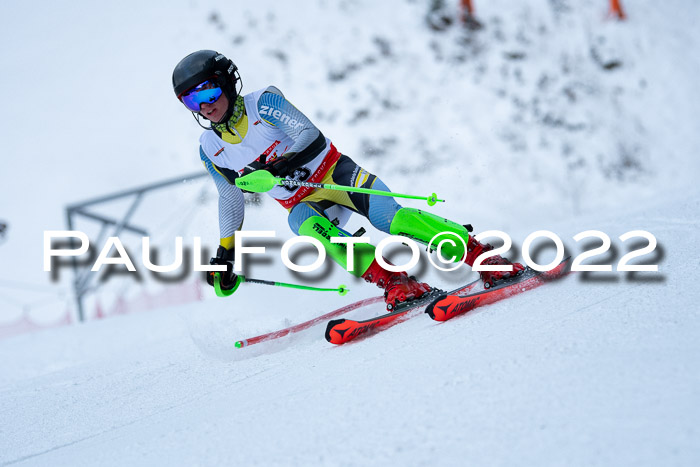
[[200, 91, 229, 123]]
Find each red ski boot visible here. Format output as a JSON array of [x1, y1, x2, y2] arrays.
[[362, 258, 432, 311], [465, 236, 526, 288]]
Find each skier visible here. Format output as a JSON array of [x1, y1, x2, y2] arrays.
[[172, 50, 524, 310]]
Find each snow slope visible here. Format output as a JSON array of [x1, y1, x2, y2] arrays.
[[1, 0, 700, 465], [1, 188, 698, 466]]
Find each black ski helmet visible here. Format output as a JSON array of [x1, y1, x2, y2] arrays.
[[172, 50, 241, 121]]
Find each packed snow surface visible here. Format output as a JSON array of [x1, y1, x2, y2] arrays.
[[2, 194, 698, 466], [1, 0, 699, 465]]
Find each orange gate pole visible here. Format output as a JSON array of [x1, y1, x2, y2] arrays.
[[609, 0, 626, 20]]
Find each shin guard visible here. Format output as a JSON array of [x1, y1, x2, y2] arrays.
[[297, 216, 376, 277], [389, 208, 471, 263]]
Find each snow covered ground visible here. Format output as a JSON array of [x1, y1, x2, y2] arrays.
[[1, 190, 698, 466], [1, 0, 699, 465]]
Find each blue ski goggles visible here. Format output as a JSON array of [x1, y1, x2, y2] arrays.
[[179, 80, 223, 112]]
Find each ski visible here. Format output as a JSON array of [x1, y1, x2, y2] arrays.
[[425, 257, 570, 321], [235, 274, 485, 348], [325, 258, 570, 345], [235, 296, 382, 348], [324, 277, 488, 345]]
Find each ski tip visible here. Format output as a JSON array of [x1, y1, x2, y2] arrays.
[[235, 340, 246, 348], [325, 319, 346, 343]]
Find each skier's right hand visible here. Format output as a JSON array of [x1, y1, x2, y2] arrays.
[[240, 156, 290, 177], [207, 245, 239, 291], [239, 161, 267, 193]]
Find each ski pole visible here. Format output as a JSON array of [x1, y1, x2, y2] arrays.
[[213, 272, 348, 298], [235, 170, 445, 206]]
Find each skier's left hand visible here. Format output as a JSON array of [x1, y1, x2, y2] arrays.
[[206, 245, 239, 291]]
